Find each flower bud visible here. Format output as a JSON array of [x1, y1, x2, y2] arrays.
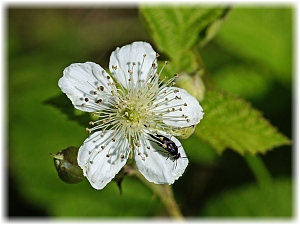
[[176, 70, 205, 102], [50, 146, 84, 184], [171, 125, 196, 140]]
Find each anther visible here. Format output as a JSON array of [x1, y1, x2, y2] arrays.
[[184, 103, 188, 106], [89, 121, 94, 125], [120, 154, 125, 159], [85, 128, 91, 134], [107, 76, 111, 79], [98, 86, 104, 91], [135, 142, 141, 147], [101, 146, 105, 150], [106, 154, 110, 158], [93, 91, 97, 95], [96, 99, 102, 104]]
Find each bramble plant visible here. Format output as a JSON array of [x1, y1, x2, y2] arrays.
[[50, 6, 291, 218], [9, 6, 292, 218]]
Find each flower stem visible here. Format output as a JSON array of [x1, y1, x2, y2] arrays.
[[244, 154, 273, 189], [133, 171, 184, 219]]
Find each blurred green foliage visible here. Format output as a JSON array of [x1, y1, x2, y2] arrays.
[[201, 178, 292, 217], [8, 5, 292, 218]]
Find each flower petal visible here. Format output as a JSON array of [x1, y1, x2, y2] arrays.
[[154, 87, 204, 127], [58, 62, 114, 112], [135, 135, 188, 184], [109, 41, 157, 89], [77, 131, 129, 190]]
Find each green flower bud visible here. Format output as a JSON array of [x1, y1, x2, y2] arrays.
[[50, 146, 84, 184], [176, 70, 205, 102], [171, 125, 196, 140]]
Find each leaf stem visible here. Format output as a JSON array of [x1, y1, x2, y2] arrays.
[[133, 170, 184, 219], [244, 154, 273, 188]]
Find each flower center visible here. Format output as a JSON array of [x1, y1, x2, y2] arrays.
[[127, 108, 140, 122], [119, 93, 151, 133]]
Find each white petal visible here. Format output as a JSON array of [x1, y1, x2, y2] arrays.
[[154, 87, 204, 127], [58, 62, 114, 112], [78, 131, 129, 190], [135, 135, 188, 184], [109, 41, 157, 89]]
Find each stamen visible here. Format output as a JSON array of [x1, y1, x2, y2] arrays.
[[96, 99, 102, 104], [85, 128, 91, 134], [98, 86, 104, 91]]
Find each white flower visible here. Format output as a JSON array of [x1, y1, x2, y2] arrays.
[[58, 41, 204, 190]]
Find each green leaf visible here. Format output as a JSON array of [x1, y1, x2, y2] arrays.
[[140, 6, 230, 72], [216, 7, 292, 86], [195, 90, 290, 155], [44, 94, 91, 128], [201, 178, 292, 217]]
